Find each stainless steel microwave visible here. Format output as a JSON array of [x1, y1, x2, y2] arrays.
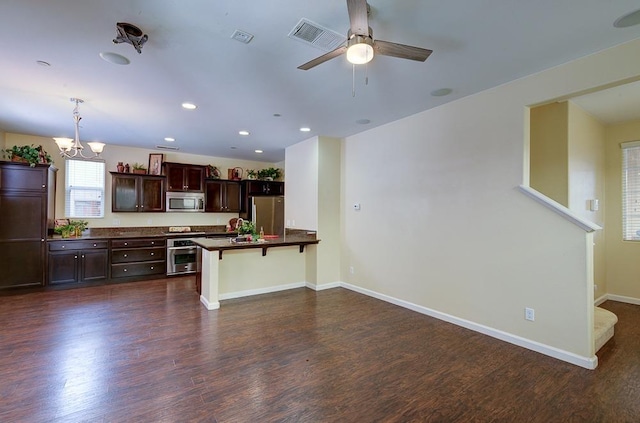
[[166, 192, 204, 212]]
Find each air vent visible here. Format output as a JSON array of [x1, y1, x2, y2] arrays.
[[288, 18, 346, 52], [156, 145, 180, 151]]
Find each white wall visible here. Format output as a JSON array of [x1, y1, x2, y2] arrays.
[[284, 137, 318, 230]]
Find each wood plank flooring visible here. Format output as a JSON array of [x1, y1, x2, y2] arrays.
[[0, 277, 639, 422]]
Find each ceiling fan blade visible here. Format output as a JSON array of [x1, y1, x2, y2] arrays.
[[374, 40, 433, 62], [298, 46, 348, 70], [347, 0, 369, 36]]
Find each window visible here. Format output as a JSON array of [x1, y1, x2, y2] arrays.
[[622, 141, 640, 240], [65, 159, 105, 218]]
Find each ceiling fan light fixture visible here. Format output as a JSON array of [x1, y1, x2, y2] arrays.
[[347, 36, 374, 64]]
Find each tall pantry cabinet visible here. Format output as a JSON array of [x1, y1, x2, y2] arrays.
[[0, 161, 56, 289]]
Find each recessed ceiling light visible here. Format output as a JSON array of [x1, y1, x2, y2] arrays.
[[230, 146, 237, 150], [273, 113, 282, 117], [36, 60, 50, 67], [239, 130, 250, 136], [99, 52, 130, 65], [300, 127, 311, 132], [431, 88, 453, 97], [255, 150, 263, 153], [182, 102, 197, 110], [614, 9, 640, 28], [356, 119, 370, 125], [164, 137, 175, 142]]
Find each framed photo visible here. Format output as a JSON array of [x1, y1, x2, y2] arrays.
[[148, 153, 164, 175]]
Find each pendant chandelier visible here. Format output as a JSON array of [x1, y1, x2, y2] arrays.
[[53, 98, 105, 159]]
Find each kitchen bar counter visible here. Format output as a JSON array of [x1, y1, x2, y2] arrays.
[[48, 225, 233, 240], [195, 231, 320, 310]]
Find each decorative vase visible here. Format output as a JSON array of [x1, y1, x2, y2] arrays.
[[117, 162, 124, 172]]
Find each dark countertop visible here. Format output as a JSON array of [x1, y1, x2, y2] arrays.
[[193, 232, 319, 253], [48, 225, 233, 241]]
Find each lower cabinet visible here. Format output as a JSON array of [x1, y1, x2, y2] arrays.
[[48, 240, 108, 285], [110, 238, 166, 280]]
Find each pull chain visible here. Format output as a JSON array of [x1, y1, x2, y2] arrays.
[[352, 64, 356, 97]]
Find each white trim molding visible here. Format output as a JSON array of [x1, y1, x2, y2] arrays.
[[200, 295, 220, 310], [518, 185, 601, 232], [340, 282, 598, 370], [604, 294, 640, 306], [219, 282, 306, 301]]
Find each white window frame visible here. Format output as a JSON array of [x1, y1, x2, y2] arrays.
[[621, 140, 640, 241], [65, 158, 105, 218]]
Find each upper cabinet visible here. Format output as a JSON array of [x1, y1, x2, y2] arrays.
[[243, 180, 284, 196], [205, 180, 240, 212], [165, 162, 205, 192], [111, 173, 165, 212]]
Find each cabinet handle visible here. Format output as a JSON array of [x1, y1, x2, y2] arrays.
[[42, 184, 45, 188], [82, 255, 85, 258], [123, 254, 128, 258], [151, 241, 155, 245], [150, 266, 154, 270], [123, 268, 127, 272], [41, 239, 44, 242], [93, 243, 97, 247], [150, 252, 154, 256], [62, 245, 65, 249], [74, 255, 78, 259], [124, 242, 128, 246]]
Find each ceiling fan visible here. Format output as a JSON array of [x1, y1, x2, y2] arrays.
[[298, 0, 433, 70]]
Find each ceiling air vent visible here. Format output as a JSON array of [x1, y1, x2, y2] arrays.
[[288, 18, 346, 52], [155, 145, 180, 151]]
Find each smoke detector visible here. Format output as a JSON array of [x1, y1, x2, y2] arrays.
[[113, 22, 148, 54]]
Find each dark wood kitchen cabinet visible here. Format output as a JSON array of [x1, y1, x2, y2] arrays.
[[111, 172, 165, 212], [243, 180, 284, 196], [205, 180, 240, 212], [48, 240, 108, 285], [164, 162, 205, 192], [0, 162, 56, 289], [110, 238, 166, 280]]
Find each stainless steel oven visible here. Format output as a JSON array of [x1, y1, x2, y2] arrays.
[[167, 237, 202, 275]]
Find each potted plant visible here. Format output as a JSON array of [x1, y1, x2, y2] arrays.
[[69, 220, 89, 237], [1, 144, 53, 167], [207, 165, 221, 179], [236, 220, 256, 236], [132, 163, 147, 174], [246, 169, 258, 180], [257, 167, 281, 181]]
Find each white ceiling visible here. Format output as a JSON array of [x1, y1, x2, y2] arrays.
[[1, 1, 640, 162]]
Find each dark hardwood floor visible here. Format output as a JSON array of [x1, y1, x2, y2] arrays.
[[0, 278, 638, 422]]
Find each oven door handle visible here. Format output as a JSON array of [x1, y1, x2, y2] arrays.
[[168, 246, 199, 252]]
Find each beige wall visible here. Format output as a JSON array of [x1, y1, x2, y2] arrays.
[[605, 119, 640, 300], [4, 132, 275, 228], [530, 102, 569, 205], [567, 102, 606, 298]]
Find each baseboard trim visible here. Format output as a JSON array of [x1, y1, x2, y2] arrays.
[[306, 281, 341, 291], [219, 282, 306, 301], [339, 282, 598, 370], [200, 295, 220, 310], [606, 294, 640, 306], [594, 294, 608, 306]]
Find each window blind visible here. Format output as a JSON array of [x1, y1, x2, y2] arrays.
[[621, 141, 640, 240], [65, 159, 105, 218]]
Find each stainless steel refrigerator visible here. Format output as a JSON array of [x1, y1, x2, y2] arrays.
[[251, 196, 285, 237]]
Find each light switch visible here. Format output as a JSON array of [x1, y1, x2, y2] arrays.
[[589, 199, 599, 211], [353, 203, 361, 211]]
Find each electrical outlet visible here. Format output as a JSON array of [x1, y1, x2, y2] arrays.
[[594, 284, 598, 291], [349, 266, 355, 274], [525, 307, 535, 321]]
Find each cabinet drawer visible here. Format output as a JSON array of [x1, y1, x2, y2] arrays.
[[111, 238, 165, 248], [49, 240, 108, 251], [111, 261, 166, 278], [111, 247, 166, 264]]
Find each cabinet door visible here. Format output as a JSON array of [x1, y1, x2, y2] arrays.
[[0, 192, 45, 239], [139, 177, 165, 212], [80, 249, 108, 282], [225, 182, 241, 211], [205, 180, 223, 212], [112, 174, 138, 212], [185, 166, 204, 191], [0, 240, 45, 288], [48, 250, 79, 285], [0, 164, 47, 192], [166, 164, 185, 191]]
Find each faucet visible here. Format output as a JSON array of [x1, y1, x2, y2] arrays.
[[235, 218, 244, 231]]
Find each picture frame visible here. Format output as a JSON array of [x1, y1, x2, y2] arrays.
[[148, 153, 164, 175]]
